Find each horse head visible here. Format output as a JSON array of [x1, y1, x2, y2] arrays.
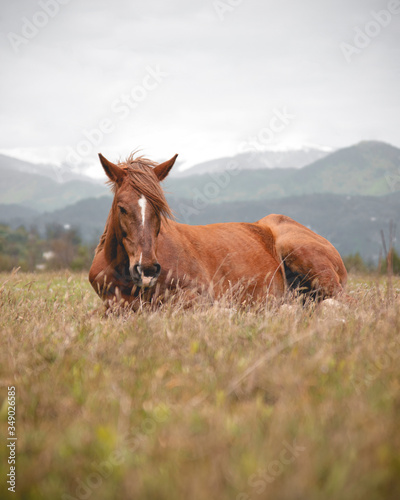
[[98, 152, 178, 288]]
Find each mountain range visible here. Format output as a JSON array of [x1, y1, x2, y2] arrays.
[[0, 154, 107, 212], [0, 140, 399, 262], [165, 141, 400, 202], [173, 146, 331, 177]]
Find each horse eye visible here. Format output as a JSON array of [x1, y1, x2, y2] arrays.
[[118, 206, 128, 215]]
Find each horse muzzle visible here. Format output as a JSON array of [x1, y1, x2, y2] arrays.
[[130, 262, 161, 288]]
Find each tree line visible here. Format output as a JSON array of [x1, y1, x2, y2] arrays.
[[0, 224, 95, 272], [0, 223, 399, 275]]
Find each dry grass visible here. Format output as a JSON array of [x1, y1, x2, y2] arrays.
[[0, 270, 400, 500]]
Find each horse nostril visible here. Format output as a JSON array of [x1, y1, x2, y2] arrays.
[[140, 263, 161, 278], [131, 262, 160, 281], [154, 263, 161, 277]]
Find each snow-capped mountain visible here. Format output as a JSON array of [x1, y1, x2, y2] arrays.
[[173, 145, 333, 177]]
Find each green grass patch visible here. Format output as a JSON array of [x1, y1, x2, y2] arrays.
[[0, 271, 399, 499]]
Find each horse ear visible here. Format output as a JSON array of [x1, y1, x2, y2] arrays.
[[98, 154, 126, 184], [153, 154, 178, 181]]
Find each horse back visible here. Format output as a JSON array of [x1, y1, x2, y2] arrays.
[[158, 221, 286, 299]]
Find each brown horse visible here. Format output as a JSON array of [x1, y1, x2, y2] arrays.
[[89, 152, 347, 309]]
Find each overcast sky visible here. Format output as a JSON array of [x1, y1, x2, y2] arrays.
[[1, 0, 399, 176]]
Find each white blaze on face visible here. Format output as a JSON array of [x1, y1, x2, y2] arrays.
[[138, 196, 147, 284], [136, 195, 155, 288], [138, 195, 147, 227]]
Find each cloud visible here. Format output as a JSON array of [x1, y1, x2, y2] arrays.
[[1, 0, 399, 168]]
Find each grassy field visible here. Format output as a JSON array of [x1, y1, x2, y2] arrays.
[[0, 271, 400, 500]]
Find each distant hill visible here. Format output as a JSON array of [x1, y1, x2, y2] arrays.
[[0, 154, 108, 212], [0, 203, 40, 229], [0, 152, 110, 184], [0, 196, 112, 245], [1, 141, 399, 212], [166, 141, 400, 202], [290, 141, 400, 196], [1, 191, 398, 262]]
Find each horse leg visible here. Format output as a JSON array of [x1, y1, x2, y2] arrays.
[[257, 215, 347, 301], [282, 245, 345, 300]]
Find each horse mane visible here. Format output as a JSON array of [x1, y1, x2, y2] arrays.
[[95, 153, 173, 255]]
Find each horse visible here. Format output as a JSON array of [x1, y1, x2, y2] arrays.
[[89, 152, 347, 310]]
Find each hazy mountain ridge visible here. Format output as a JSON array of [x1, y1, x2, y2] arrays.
[[1, 141, 399, 211], [1, 191, 398, 262], [290, 141, 400, 196], [166, 141, 400, 202], [0, 155, 109, 211]]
